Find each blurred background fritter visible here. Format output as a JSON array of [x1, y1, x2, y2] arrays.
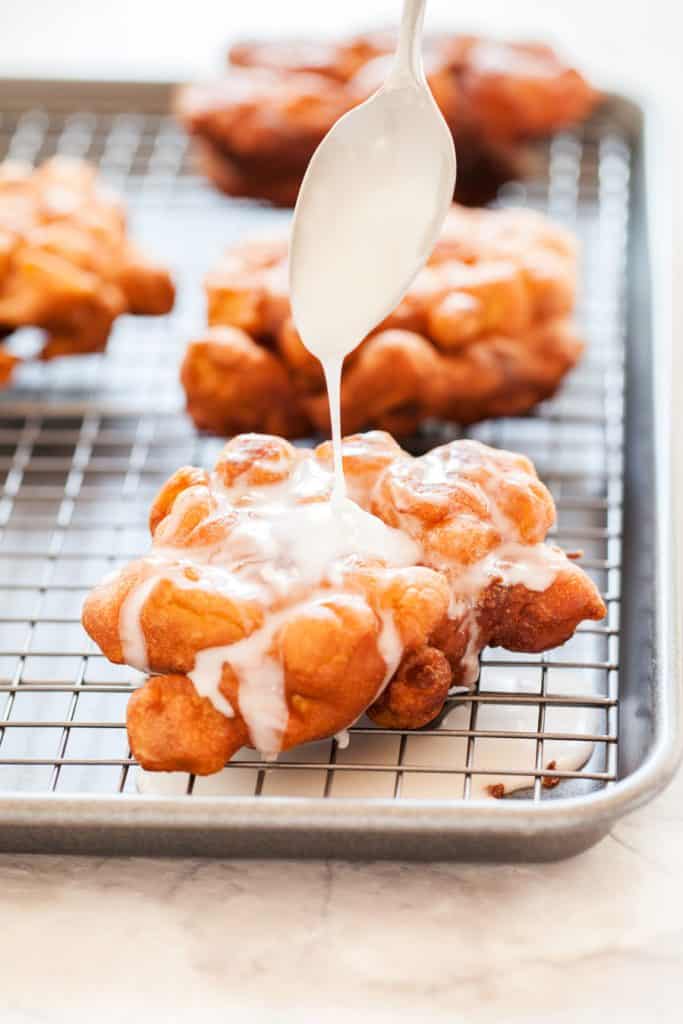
[[0, 156, 175, 383], [178, 31, 600, 206]]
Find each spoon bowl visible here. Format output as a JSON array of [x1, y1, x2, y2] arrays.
[[289, 0, 457, 357], [290, 82, 456, 351]]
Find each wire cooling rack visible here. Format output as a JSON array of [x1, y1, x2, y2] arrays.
[[0, 88, 627, 806]]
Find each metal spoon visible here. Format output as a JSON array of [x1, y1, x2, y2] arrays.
[[289, 0, 457, 356]]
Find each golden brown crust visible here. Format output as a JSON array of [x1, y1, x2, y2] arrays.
[[128, 674, 248, 775], [148, 466, 211, 536], [180, 326, 309, 436], [426, 566, 606, 684], [0, 157, 175, 380], [368, 646, 453, 730], [0, 346, 20, 385], [83, 432, 606, 774], [182, 204, 583, 437], [178, 32, 600, 206], [192, 138, 304, 207], [82, 558, 265, 674]]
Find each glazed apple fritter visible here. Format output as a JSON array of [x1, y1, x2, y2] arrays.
[[82, 431, 606, 774], [181, 203, 584, 438]]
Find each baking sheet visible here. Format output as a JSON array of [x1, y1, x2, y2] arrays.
[[0, 82, 677, 857]]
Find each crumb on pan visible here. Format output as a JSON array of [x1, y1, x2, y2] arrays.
[[542, 760, 561, 788]]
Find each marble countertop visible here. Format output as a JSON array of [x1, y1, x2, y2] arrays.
[[0, 3, 681, 1021], [2, 769, 682, 1022]]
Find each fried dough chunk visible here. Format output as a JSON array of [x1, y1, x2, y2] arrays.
[[180, 325, 308, 436], [83, 432, 605, 774], [128, 674, 248, 775], [177, 32, 599, 206], [182, 203, 583, 437], [0, 157, 175, 382], [369, 646, 453, 730]]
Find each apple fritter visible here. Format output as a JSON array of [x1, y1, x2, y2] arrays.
[[0, 157, 175, 382], [182, 203, 583, 437], [177, 32, 600, 206], [82, 431, 605, 774]]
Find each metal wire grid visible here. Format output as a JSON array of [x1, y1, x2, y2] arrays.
[[0, 96, 628, 802]]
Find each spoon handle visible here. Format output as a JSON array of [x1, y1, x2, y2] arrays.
[[392, 0, 428, 83]]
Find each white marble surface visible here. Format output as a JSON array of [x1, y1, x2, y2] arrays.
[[1, 772, 682, 1023], [0, 3, 681, 1021]]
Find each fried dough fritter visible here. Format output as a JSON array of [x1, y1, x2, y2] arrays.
[[181, 203, 583, 437], [177, 32, 600, 206], [82, 431, 605, 774], [0, 157, 175, 382]]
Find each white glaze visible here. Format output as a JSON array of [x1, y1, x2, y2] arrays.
[[376, 609, 405, 693], [452, 542, 569, 599], [119, 574, 162, 671], [289, 0, 456, 495], [442, 675, 598, 799], [458, 620, 484, 688], [189, 592, 406, 759], [190, 609, 290, 758], [334, 730, 351, 750]]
